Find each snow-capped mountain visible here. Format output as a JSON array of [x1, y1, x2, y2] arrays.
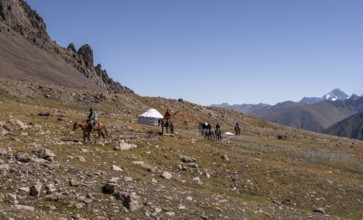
[[322, 88, 349, 101], [299, 88, 349, 104]]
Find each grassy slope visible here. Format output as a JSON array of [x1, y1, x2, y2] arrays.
[[0, 89, 362, 219]]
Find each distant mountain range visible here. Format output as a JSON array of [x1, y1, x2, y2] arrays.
[[212, 89, 363, 140]]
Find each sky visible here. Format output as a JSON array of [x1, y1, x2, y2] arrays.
[[26, 0, 363, 106]]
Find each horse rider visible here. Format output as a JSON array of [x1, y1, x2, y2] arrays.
[[87, 107, 96, 130], [216, 122, 220, 131], [205, 122, 212, 134], [164, 109, 172, 123]]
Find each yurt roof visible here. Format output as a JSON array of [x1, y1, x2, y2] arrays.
[[138, 108, 163, 119]]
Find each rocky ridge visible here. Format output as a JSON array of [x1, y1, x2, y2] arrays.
[[0, 0, 132, 93]]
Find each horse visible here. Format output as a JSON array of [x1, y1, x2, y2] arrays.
[[199, 122, 207, 135], [204, 128, 215, 141], [159, 118, 174, 134], [72, 121, 108, 143], [234, 124, 241, 136], [215, 128, 222, 141]]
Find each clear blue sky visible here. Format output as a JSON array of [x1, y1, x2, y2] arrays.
[[26, 0, 363, 106]]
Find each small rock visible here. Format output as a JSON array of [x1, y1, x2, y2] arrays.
[[193, 177, 203, 185], [119, 141, 137, 151], [112, 165, 123, 171], [313, 208, 326, 214], [102, 178, 119, 194], [186, 196, 193, 201], [277, 135, 288, 140], [0, 148, 7, 155], [221, 154, 230, 162], [0, 127, 7, 136], [124, 177, 133, 182], [189, 163, 199, 169], [0, 164, 10, 172], [46, 184, 56, 194], [69, 179, 80, 187], [29, 183, 43, 197], [166, 212, 176, 216], [37, 112, 50, 116], [32, 148, 56, 161], [19, 187, 30, 193], [75, 202, 84, 209], [15, 152, 31, 163], [14, 205, 35, 212], [77, 156, 86, 162], [180, 155, 194, 162], [6, 193, 17, 204], [161, 171, 172, 180], [114, 192, 143, 212]]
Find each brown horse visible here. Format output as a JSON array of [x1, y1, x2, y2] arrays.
[[72, 121, 108, 143], [159, 119, 174, 134]]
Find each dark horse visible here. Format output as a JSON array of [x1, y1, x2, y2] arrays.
[[159, 119, 174, 134], [234, 123, 241, 136], [204, 129, 215, 140], [72, 121, 108, 143], [200, 122, 215, 140], [215, 128, 222, 141]]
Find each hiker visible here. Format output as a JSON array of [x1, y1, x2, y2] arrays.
[[234, 122, 240, 135], [87, 107, 96, 130]]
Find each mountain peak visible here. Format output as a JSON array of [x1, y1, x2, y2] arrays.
[[322, 89, 349, 101]]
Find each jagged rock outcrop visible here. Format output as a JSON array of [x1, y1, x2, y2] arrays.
[[0, 0, 133, 93], [77, 44, 94, 68], [67, 43, 77, 53]]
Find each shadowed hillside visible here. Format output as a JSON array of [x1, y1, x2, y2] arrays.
[[324, 113, 363, 140]]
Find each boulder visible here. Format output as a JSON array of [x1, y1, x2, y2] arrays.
[[32, 148, 56, 161], [114, 192, 143, 212], [15, 152, 31, 162], [3, 119, 27, 131]]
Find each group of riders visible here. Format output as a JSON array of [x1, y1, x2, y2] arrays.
[[85, 107, 240, 137]]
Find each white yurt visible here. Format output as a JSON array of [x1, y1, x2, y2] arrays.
[[137, 108, 164, 126]]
